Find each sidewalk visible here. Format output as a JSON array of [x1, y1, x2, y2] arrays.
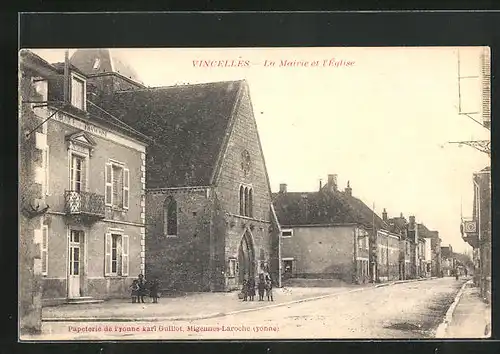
[[441, 282, 491, 338], [42, 286, 358, 322], [42, 277, 434, 322]]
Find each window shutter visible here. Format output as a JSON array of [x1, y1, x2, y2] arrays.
[[123, 168, 130, 209], [122, 235, 129, 276], [104, 233, 112, 276], [42, 225, 48, 276], [105, 163, 113, 206], [44, 147, 50, 195]]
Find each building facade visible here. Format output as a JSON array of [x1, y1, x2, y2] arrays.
[[461, 166, 491, 303], [19, 50, 59, 333], [80, 67, 281, 292], [21, 50, 149, 304], [274, 176, 389, 285]]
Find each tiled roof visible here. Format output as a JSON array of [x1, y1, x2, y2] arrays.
[[272, 188, 388, 230], [99, 80, 244, 188]]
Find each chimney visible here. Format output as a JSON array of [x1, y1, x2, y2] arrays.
[[327, 174, 338, 191], [382, 208, 388, 221], [279, 183, 287, 193], [409, 215, 415, 224], [63, 49, 70, 103], [319, 179, 323, 191], [345, 180, 352, 196]]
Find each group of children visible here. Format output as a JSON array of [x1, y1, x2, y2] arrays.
[[130, 274, 161, 304], [241, 273, 273, 302]]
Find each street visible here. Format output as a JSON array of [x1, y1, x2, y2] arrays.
[[25, 277, 468, 340]]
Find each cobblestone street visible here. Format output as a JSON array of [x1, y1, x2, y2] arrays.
[[24, 277, 476, 340]]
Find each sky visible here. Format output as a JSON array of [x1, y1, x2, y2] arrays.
[[30, 47, 490, 253]]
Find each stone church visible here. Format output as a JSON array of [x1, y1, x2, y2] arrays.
[[71, 49, 281, 292]]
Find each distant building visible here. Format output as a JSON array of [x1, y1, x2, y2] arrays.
[[273, 176, 402, 284], [416, 224, 441, 278], [441, 245, 455, 276]]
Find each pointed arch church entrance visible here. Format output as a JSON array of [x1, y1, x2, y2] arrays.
[[238, 230, 255, 284]]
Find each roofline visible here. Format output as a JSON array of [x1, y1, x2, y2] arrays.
[[280, 223, 359, 228], [147, 186, 211, 193], [20, 50, 59, 77], [46, 104, 147, 150], [116, 79, 245, 94], [210, 81, 245, 185], [87, 71, 146, 88], [246, 80, 275, 207]]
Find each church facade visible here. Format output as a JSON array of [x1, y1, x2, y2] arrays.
[[106, 81, 281, 292]]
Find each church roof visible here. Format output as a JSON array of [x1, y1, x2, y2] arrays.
[[69, 49, 144, 85], [98, 80, 245, 188]]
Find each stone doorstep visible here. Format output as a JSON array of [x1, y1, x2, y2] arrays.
[[42, 277, 441, 323]]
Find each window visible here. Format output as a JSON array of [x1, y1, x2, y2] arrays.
[[283, 259, 294, 277], [71, 75, 86, 110], [105, 162, 129, 209], [239, 184, 254, 217], [70, 154, 86, 192], [239, 186, 244, 215], [43, 146, 50, 195], [164, 197, 178, 236], [93, 58, 101, 70], [227, 258, 237, 277], [41, 225, 48, 276], [365, 236, 369, 250], [104, 233, 129, 276], [281, 229, 293, 238]]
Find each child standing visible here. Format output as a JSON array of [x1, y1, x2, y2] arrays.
[[149, 278, 160, 303], [265, 279, 273, 301], [242, 279, 248, 301], [247, 277, 256, 301], [257, 275, 266, 301], [130, 280, 139, 303]]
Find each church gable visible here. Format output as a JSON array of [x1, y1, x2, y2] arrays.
[[214, 82, 273, 222]]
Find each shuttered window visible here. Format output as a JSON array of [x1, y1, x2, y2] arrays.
[[105, 233, 129, 277], [71, 154, 85, 192], [41, 225, 48, 276], [113, 166, 124, 208], [105, 163, 113, 206], [104, 233, 112, 276], [123, 169, 130, 209], [122, 235, 129, 276], [105, 162, 130, 209]]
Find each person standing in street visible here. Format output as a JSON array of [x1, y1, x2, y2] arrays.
[[247, 277, 256, 301], [137, 274, 147, 303]]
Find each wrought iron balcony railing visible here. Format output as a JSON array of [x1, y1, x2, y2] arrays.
[[64, 190, 105, 220]]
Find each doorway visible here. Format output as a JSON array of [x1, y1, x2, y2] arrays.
[[238, 231, 255, 284], [68, 229, 84, 298]]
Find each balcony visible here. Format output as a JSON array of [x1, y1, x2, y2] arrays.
[[65, 190, 105, 222]]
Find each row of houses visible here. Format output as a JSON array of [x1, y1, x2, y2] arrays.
[[19, 49, 445, 333], [273, 176, 443, 284]]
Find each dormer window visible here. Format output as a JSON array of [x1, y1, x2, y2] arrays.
[[93, 58, 101, 70], [70, 73, 86, 111]]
